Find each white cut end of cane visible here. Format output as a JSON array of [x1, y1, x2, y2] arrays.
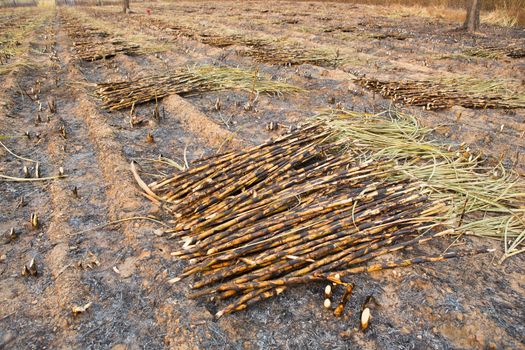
[[324, 298, 331, 309], [168, 277, 181, 284], [182, 238, 193, 248], [324, 285, 332, 298], [361, 307, 371, 330]]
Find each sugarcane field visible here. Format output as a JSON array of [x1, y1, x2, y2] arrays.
[[1, 0, 525, 348]]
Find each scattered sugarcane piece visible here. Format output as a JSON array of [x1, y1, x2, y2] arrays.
[[0, 140, 37, 163], [324, 284, 332, 298], [360, 307, 371, 331], [96, 66, 304, 111], [355, 77, 525, 110], [0, 174, 68, 182], [334, 285, 353, 317]]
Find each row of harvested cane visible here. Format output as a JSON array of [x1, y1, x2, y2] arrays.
[[95, 66, 303, 111], [185, 28, 339, 66], [463, 45, 525, 59], [239, 44, 341, 66], [133, 122, 488, 317], [59, 12, 140, 62], [355, 77, 525, 110], [98, 9, 340, 67]]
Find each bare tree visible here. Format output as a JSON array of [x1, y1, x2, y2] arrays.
[[123, 0, 129, 13], [463, 0, 481, 32]]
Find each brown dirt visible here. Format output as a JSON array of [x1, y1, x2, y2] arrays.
[[1, 2, 524, 350]]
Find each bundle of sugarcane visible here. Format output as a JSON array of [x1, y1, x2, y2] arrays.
[[506, 47, 525, 58], [96, 66, 304, 111], [240, 44, 340, 66], [72, 39, 140, 62], [355, 77, 525, 110], [463, 45, 525, 59], [59, 14, 141, 62], [199, 34, 271, 49], [132, 123, 492, 317], [61, 17, 108, 41], [369, 32, 410, 40], [199, 35, 240, 48]]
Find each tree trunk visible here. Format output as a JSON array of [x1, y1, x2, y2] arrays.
[[463, 0, 481, 32], [123, 0, 129, 13]]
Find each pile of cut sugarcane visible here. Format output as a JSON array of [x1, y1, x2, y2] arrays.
[[134, 122, 490, 317], [356, 77, 525, 110], [72, 39, 140, 62], [463, 45, 525, 59], [240, 44, 340, 66], [197, 34, 339, 67], [60, 14, 140, 62], [199, 34, 271, 49], [369, 32, 410, 40], [96, 66, 304, 111]]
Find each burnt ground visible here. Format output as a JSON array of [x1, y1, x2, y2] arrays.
[[0, 2, 524, 350]]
